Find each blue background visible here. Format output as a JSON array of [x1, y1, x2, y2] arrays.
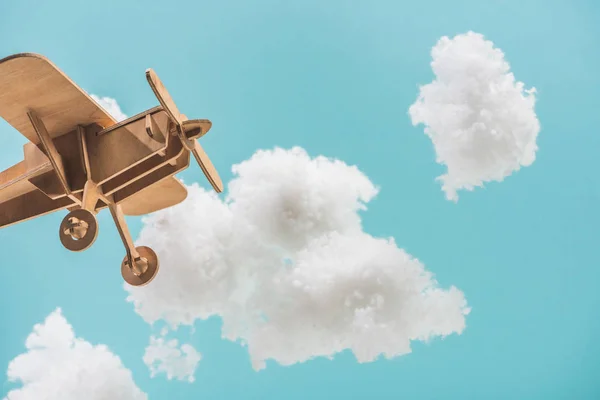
[[0, 0, 599, 398]]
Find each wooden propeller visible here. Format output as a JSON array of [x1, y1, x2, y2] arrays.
[[145, 69, 223, 193]]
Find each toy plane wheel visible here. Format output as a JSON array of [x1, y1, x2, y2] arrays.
[[121, 246, 159, 286], [59, 209, 98, 252]]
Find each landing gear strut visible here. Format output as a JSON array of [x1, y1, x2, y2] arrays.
[[109, 203, 159, 286]]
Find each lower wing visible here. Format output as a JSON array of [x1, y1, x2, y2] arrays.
[[120, 176, 188, 216]]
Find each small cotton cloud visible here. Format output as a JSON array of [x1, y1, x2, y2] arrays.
[[125, 147, 470, 371], [4, 308, 147, 400], [409, 31, 540, 201], [90, 94, 128, 122], [143, 336, 201, 383]]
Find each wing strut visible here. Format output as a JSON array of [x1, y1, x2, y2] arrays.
[[27, 110, 81, 205], [108, 202, 159, 286]]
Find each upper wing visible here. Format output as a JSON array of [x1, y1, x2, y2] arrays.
[[120, 176, 188, 216], [0, 53, 116, 143]]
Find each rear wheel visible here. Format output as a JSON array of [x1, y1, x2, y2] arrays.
[[121, 246, 159, 286]]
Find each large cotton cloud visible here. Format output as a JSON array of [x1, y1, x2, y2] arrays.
[[409, 31, 540, 201], [4, 308, 147, 400], [90, 94, 128, 122], [125, 147, 470, 372]]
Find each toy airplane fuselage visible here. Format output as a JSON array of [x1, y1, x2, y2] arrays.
[[0, 53, 223, 286]]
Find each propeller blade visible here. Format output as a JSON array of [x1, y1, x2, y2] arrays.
[[146, 68, 182, 126], [191, 140, 223, 193]]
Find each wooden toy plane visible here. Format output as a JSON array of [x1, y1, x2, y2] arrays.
[[0, 53, 223, 286]]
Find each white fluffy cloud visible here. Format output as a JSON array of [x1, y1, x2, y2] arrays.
[[125, 147, 470, 371], [4, 308, 147, 400], [91, 94, 128, 122], [143, 336, 201, 383], [409, 31, 540, 201]]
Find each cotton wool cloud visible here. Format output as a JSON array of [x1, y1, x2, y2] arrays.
[[409, 31, 540, 201], [125, 147, 470, 372], [143, 336, 201, 383], [4, 308, 147, 400], [90, 94, 128, 122]]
